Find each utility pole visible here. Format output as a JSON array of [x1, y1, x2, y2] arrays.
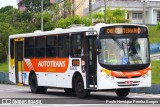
[[41, 0, 43, 31], [72, 0, 75, 16], [143, 0, 146, 25], [104, 0, 107, 23], [89, 0, 92, 15]]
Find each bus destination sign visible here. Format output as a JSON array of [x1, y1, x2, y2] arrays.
[[104, 26, 148, 35]]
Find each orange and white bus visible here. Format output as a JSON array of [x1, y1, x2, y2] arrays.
[[9, 23, 151, 98]]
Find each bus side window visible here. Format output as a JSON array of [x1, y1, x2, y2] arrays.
[[46, 36, 57, 58], [10, 39, 14, 59], [35, 37, 45, 58], [71, 33, 83, 57], [58, 35, 69, 58], [24, 37, 34, 58]]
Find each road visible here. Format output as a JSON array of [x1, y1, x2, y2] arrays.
[[0, 84, 160, 107]]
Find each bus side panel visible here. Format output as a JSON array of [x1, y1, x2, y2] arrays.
[[9, 58, 16, 84], [56, 58, 83, 88]]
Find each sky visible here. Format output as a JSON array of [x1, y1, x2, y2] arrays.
[[0, 0, 18, 9], [0, 0, 160, 9]]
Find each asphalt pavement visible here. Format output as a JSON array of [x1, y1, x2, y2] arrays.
[[0, 84, 160, 106]]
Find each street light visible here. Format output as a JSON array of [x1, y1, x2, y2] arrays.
[[143, 0, 146, 25], [41, 0, 43, 31]]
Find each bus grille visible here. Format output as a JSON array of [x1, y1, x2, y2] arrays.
[[116, 76, 141, 79], [117, 81, 140, 86]]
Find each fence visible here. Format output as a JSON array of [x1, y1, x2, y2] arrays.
[[0, 72, 12, 84], [150, 43, 160, 54]]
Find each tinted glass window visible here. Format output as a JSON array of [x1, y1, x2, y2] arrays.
[[46, 36, 57, 57], [58, 35, 69, 58], [10, 39, 14, 59], [24, 37, 34, 58], [71, 33, 83, 57], [35, 37, 45, 58]]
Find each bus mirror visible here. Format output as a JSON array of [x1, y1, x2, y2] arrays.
[[95, 39, 101, 50]]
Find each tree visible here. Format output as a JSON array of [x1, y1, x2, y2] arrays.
[[111, 7, 129, 23], [0, 6, 19, 27], [23, 0, 51, 12], [54, 15, 92, 29], [33, 12, 54, 31], [50, 2, 60, 22], [91, 7, 129, 24], [0, 22, 15, 62], [92, 12, 104, 23]]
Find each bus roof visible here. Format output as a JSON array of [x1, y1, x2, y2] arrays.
[[9, 23, 147, 39]]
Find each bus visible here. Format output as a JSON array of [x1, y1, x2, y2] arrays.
[[9, 23, 151, 98]]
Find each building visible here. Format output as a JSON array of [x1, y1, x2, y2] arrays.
[[17, 0, 96, 16], [84, 0, 160, 25], [17, 0, 56, 11]]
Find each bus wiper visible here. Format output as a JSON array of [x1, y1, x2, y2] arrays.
[[128, 38, 143, 64], [112, 36, 127, 56]]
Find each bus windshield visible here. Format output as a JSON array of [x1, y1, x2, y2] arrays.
[[99, 36, 149, 65]]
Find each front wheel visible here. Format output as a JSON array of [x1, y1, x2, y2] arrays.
[[29, 74, 47, 94], [75, 76, 90, 98], [115, 88, 130, 97]]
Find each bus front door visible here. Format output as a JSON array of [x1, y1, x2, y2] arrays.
[[86, 36, 97, 88], [15, 40, 24, 84]]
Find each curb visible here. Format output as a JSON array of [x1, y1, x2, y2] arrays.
[[131, 85, 160, 94]]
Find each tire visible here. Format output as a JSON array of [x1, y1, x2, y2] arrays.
[[64, 88, 75, 93], [75, 76, 90, 98], [115, 88, 130, 97], [29, 74, 47, 94]]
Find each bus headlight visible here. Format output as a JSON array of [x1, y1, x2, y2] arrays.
[[111, 76, 114, 80], [106, 74, 110, 78], [142, 75, 145, 78]]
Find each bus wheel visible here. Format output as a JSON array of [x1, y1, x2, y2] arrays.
[[115, 88, 130, 97], [29, 74, 47, 94], [64, 88, 75, 93], [75, 76, 90, 98]]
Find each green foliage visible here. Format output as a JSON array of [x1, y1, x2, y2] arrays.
[[0, 62, 8, 72], [0, 22, 15, 62], [156, 22, 160, 30], [23, 0, 51, 12], [105, 7, 129, 23], [151, 60, 160, 84], [33, 12, 54, 31], [148, 26, 160, 43], [91, 7, 129, 24], [54, 15, 92, 29], [92, 12, 104, 23]]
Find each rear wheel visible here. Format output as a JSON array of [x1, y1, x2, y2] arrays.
[[115, 88, 130, 97], [29, 74, 47, 94], [75, 76, 90, 98]]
